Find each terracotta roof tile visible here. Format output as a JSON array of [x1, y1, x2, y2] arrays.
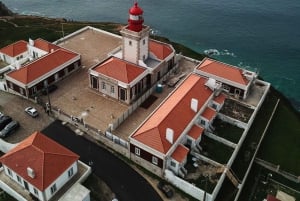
[[6, 49, 78, 85], [34, 38, 60, 53], [197, 58, 249, 86], [131, 74, 213, 154], [171, 144, 189, 163], [267, 195, 281, 201], [201, 107, 216, 121], [149, 40, 173, 60], [0, 40, 28, 57], [187, 125, 204, 140], [213, 93, 226, 104], [0, 132, 79, 191], [93, 57, 146, 84]]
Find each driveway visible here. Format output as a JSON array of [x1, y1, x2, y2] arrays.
[[42, 120, 163, 201]]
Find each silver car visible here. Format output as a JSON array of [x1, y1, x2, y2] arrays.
[[25, 107, 39, 117]]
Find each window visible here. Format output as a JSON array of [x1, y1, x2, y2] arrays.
[[7, 168, 12, 176], [129, 41, 132, 46], [17, 175, 21, 183], [143, 39, 145, 45], [211, 103, 217, 110], [68, 167, 74, 178], [50, 184, 57, 194], [101, 82, 106, 90], [170, 161, 176, 167], [152, 156, 158, 165], [200, 119, 206, 126], [143, 55, 146, 60], [34, 188, 38, 195], [111, 86, 115, 94], [135, 147, 140, 156]]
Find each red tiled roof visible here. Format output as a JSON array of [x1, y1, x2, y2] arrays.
[[267, 195, 281, 201], [6, 49, 78, 84], [0, 40, 27, 57], [93, 57, 146, 84], [0, 132, 79, 191], [34, 38, 60, 53], [187, 125, 204, 140], [131, 74, 213, 154], [201, 107, 216, 121], [213, 93, 226, 104], [149, 40, 173, 60], [197, 58, 249, 86], [171, 144, 189, 163]]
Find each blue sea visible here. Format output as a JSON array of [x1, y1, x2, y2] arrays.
[[2, 0, 300, 110]]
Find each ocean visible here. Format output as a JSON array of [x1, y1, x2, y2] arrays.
[[2, 0, 300, 110]]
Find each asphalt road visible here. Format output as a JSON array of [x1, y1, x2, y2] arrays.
[[42, 120, 163, 201]]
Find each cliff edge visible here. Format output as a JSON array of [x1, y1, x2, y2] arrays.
[[0, 1, 13, 16]]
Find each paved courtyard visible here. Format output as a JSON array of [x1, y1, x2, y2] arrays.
[[44, 27, 199, 138]]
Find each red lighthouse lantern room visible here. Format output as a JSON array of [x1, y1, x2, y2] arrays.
[[128, 2, 144, 32]]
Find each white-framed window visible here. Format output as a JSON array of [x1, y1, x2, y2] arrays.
[[9, 82, 13, 89], [200, 119, 206, 126], [129, 41, 132, 46], [19, 87, 24, 95], [17, 175, 21, 183], [34, 188, 38, 195], [152, 156, 158, 165], [50, 184, 57, 194], [135, 147, 140, 156], [7, 168, 12, 176], [170, 161, 176, 167], [68, 167, 74, 178], [143, 39, 145, 45], [111, 86, 115, 94], [211, 103, 217, 110], [102, 82, 106, 90]]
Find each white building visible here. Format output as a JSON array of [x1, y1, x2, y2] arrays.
[[0, 131, 80, 201]]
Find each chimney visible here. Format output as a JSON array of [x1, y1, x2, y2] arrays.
[[166, 128, 174, 144], [27, 167, 35, 178], [191, 98, 198, 112]]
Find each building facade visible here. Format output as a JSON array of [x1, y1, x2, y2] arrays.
[[0, 132, 80, 201]]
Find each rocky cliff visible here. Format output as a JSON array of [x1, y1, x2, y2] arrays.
[[0, 1, 13, 16]]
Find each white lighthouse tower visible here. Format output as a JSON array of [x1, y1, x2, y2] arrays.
[[120, 2, 150, 65]]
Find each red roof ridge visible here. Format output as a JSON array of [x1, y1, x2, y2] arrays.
[[198, 57, 249, 86]]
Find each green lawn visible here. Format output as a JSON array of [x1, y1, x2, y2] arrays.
[[213, 118, 244, 144], [200, 135, 234, 164], [258, 89, 300, 174]]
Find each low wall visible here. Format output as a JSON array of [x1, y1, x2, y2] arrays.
[[164, 169, 213, 201], [217, 113, 248, 129]]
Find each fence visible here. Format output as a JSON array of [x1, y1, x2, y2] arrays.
[[164, 169, 213, 201], [255, 158, 300, 183], [49, 106, 130, 157], [109, 64, 179, 131]]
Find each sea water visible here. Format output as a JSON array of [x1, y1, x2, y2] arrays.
[[2, 0, 300, 110]]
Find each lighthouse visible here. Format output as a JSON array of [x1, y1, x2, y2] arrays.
[[120, 2, 150, 65]]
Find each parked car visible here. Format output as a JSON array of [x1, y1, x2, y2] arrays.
[[0, 112, 4, 118], [157, 181, 174, 198], [0, 120, 19, 138], [0, 116, 12, 130], [41, 84, 58, 95], [25, 107, 39, 117]]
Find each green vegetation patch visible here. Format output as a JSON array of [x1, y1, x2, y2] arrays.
[[258, 89, 300, 174], [231, 92, 278, 179], [200, 135, 234, 164], [212, 118, 244, 143]]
